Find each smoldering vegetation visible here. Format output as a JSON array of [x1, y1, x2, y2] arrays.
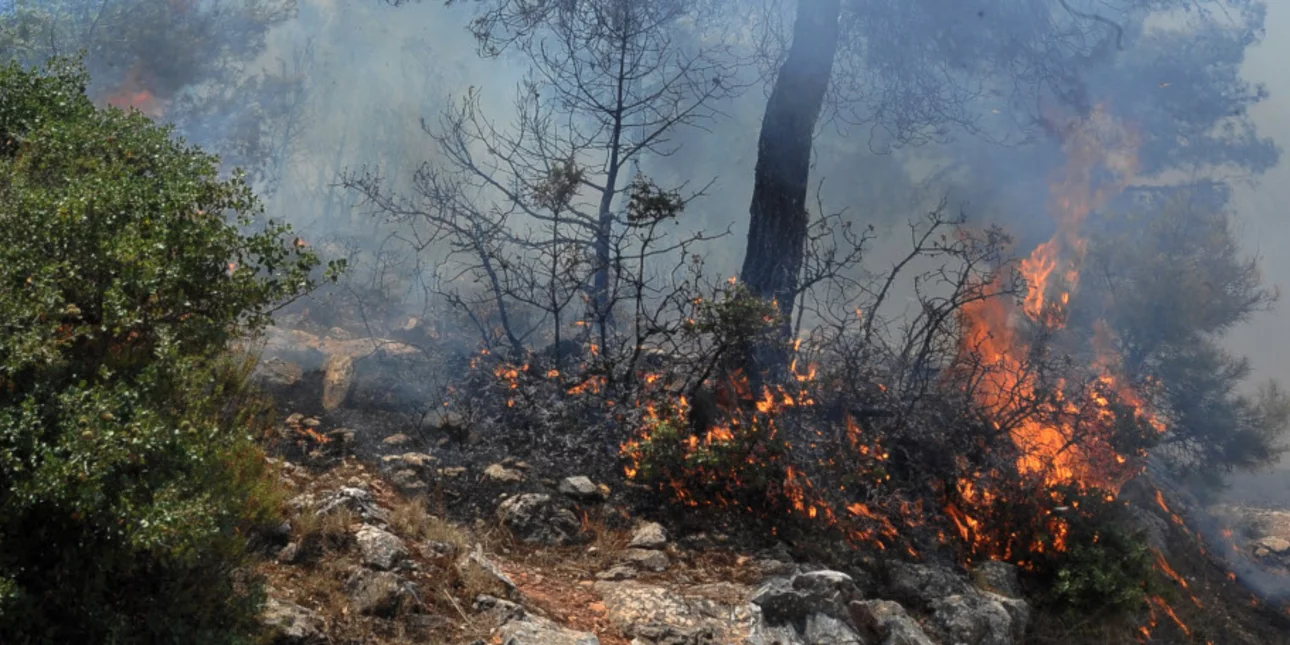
[[6, 0, 1290, 641]]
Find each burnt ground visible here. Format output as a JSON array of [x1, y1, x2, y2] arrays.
[[250, 324, 1290, 645]]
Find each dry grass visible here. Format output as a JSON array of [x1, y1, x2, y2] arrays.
[[289, 500, 358, 562], [389, 496, 471, 551]]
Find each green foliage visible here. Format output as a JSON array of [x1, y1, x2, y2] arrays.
[[1082, 197, 1290, 482], [0, 59, 332, 643], [1027, 489, 1158, 617]]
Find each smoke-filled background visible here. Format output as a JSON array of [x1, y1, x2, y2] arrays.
[[1215, 3, 1290, 505], [3, 0, 1287, 499]]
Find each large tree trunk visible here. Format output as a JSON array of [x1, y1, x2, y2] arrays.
[[740, 0, 842, 348]]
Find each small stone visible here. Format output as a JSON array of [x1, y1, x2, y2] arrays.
[[382, 433, 413, 448], [422, 541, 459, 561], [399, 452, 437, 471], [484, 463, 525, 483], [596, 564, 638, 581], [438, 466, 468, 479], [559, 476, 602, 500], [621, 548, 669, 572], [502, 457, 530, 470], [302, 417, 321, 428], [388, 469, 428, 495], [277, 542, 302, 565], [285, 412, 305, 426], [355, 525, 410, 570]]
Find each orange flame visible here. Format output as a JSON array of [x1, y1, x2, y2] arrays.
[[102, 63, 165, 119]]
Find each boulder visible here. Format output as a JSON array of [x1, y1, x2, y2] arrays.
[[801, 613, 865, 645], [355, 525, 409, 570], [255, 357, 304, 389], [630, 622, 718, 645], [262, 598, 326, 644], [344, 570, 407, 617], [321, 353, 355, 411], [497, 493, 584, 545], [629, 522, 669, 549], [751, 570, 860, 624], [500, 616, 600, 645], [972, 560, 1022, 598], [458, 544, 521, 599], [474, 594, 528, 626], [928, 592, 1029, 645], [1254, 535, 1290, 554], [884, 561, 972, 610], [595, 581, 716, 639], [850, 600, 937, 645]]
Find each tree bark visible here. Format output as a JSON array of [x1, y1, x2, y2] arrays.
[[739, 0, 842, 344]]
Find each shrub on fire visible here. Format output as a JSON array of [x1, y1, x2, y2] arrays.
[[620, 287, 794, 510], [0, 59, 334, 642]]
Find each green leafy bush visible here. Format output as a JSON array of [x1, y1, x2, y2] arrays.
[[1026, 489, 1159, 616], [0, 59, 334, 643]]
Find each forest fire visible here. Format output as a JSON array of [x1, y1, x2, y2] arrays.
[[945, 105, 1172, 565], [965, 105, 1146, 491], [101, 63, 165, 119]]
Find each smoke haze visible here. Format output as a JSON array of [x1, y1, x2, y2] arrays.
[[6, 0, 1287, 496]]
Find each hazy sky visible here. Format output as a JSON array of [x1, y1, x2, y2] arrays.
[[1229, 3, 1290, 386], [1212, 2, 1290, 494]]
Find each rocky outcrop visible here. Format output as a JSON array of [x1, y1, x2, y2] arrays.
[[474, 595, 600, 645], [928, 592, 1029, 645], [344, 569, 410, 617], [884, 561, 974, 610], [596, 580, 758, 644], [291, 486, 389, 525], [851, 599, 937, 645], [355, 525, 409, 570]]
